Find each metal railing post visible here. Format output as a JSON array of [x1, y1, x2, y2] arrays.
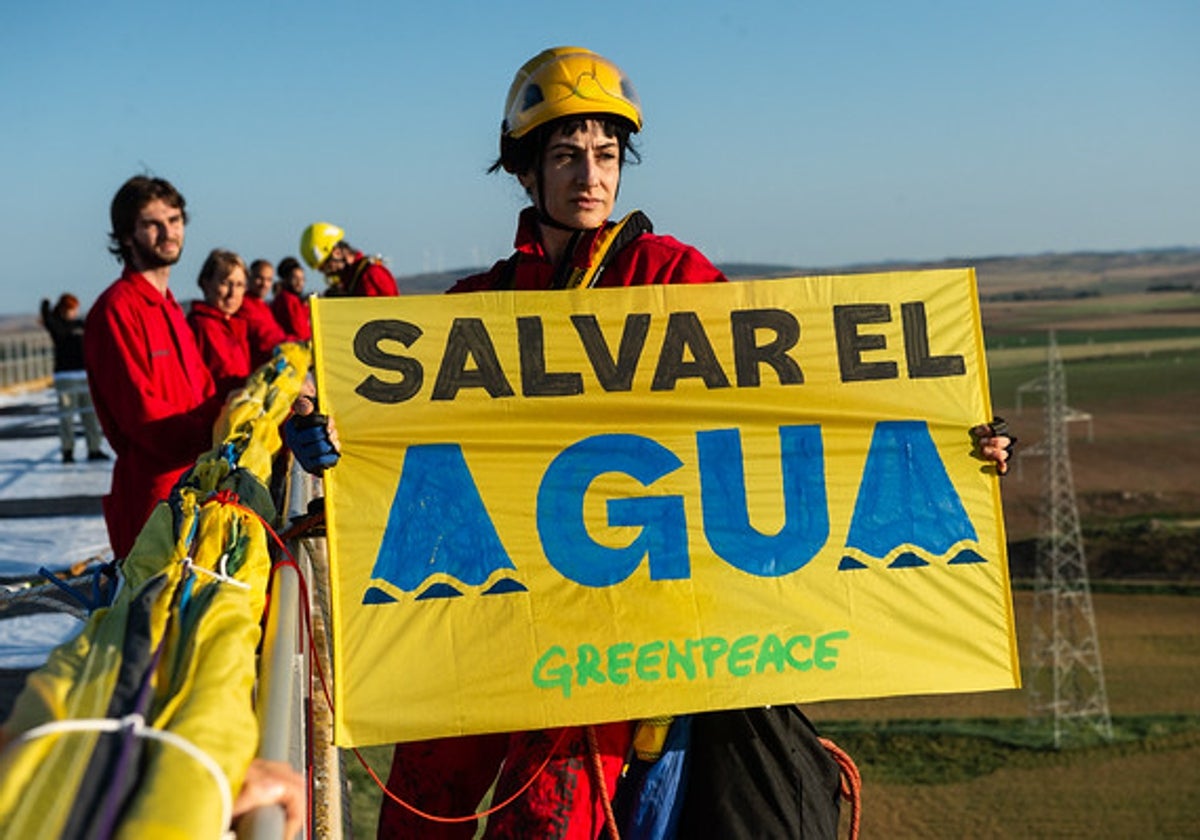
[[237, 460, 310, 840], [238, 458, 342, 839]]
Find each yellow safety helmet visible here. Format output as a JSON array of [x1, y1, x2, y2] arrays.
[[503, 46, 642, 139], [299, 222, 345, 270]]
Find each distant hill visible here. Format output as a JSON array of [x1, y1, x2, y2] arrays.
[[394, 246, 1200, 297], [399, 269, 481, 295], [3, 247, 1196, 329]]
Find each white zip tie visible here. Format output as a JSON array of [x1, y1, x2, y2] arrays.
[[181, 554, 251, 591]]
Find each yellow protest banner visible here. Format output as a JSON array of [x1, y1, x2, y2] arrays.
[[311, 270, 1019, 747]]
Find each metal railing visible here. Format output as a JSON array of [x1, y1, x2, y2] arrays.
[[239, 459, 343, 840], [0, 331, 54, 390]]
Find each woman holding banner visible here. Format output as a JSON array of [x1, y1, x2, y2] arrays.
[[287, 45, 1015, 840], [375, 45, 735, 840]]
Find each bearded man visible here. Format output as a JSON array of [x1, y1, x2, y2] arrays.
[[84, 175, 223, 559]]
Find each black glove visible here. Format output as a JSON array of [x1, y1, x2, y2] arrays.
[[283, 412, 340, 474]]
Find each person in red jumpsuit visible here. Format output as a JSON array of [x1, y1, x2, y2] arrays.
[[84, 175, 223, 560], [376, 46, 723, 840], [270, 256, 312, 342], [235, 258, 289, 367], [187, 249, 254, 401], [298, 221, 400, 297]]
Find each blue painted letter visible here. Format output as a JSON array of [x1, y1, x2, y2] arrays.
[[369, 444, 515, 594], [698, 425, 829, 576], [538, 434, 687, 586]]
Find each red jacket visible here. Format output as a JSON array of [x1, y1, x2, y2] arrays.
[[84, 270, 221, 558], [234, 295, 288, 367], [329, 252, 400, 297], [449, 207, 726, 293], [380, 209, 724, 840], [188, 301, 253, 400], [270, 287, 312, 342]]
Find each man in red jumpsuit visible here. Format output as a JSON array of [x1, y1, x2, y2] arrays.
[[84, 175, 223, 560], [270, 256, 312, 342], [298, 221, 400, 297], [235, 258, 289, 368]]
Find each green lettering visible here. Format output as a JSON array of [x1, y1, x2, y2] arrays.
[[814, 630, 850, 671], [532, 646, 573, 698], [756, 633, 787, 673], [785, 635, 813, 671], [727, 634, 758, 677], [607, 642, 634, 685], [666, 639, 698, 680], [577, 643, 606, 687], [699, 636, 729, 678], [636, 641, 665, 682]]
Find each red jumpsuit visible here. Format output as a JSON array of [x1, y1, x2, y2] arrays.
[[188, 301, 253, 400], [84, 270, 222, 559], [378, 208, 725, 840], [271, 287, 312, 342], [329, 252, 400, 297], [234, 294, 289, 368]]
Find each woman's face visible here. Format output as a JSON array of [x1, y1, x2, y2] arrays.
[[203, 264, 247, 316], [522, 119, 621, 230]]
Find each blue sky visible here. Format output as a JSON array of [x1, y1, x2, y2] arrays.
[[1, 0, 1196, 315]]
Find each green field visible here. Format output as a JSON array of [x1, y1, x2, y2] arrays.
[[988, 346, 1200, 406], [986, 326, 1200, 350]]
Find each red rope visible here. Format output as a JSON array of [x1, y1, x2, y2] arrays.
[[819, 736, 862, 840], [352, 729, 569, 824]]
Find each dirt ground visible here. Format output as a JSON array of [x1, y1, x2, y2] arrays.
[[991, 391, 1200, 542], [850, 739, 1200, 838]]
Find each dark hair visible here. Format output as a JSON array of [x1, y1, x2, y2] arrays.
[[53, 293, 80, 319], [490, 114, 640, 177], [277, 256, 302, 277], [108, 175, 188, 263], [196, 248, 246, 290], [249, 259, 272, 277]]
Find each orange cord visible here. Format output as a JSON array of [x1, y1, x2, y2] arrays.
[[819, 736, 862, 840], [222, 493, 574, 827], [585, 724, 621, 840]]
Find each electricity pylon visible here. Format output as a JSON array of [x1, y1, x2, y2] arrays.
[[1024, 331, 1113, 747]]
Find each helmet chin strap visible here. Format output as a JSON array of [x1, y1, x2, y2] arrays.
[[536, 206, 583, 232]]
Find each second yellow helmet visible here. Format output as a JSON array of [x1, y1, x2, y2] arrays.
[[299, 222, 345, 270]]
